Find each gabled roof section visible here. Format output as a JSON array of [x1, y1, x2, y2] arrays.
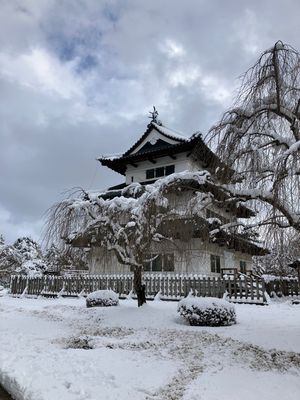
[[123, 121, 188, 157], [98, 121, 193, 175]]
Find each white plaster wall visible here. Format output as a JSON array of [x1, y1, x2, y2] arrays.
[[175, 240, 226, 276], [87, 239, 252, 276], [234, 251, 253, 272], [125, 153, 190, 184], [88, 248, 131, 275]]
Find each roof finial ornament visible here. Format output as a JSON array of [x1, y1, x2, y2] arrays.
[[148, 106, 162, 126]]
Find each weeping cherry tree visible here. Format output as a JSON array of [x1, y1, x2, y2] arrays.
[[208, 41, 300, 235], [45, 171, 240, 306]]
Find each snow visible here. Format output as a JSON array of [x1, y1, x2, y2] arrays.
[[151, 169, 211, 190], [86, 289, 119, 301], [178, 296, 233, 311], [0, 296, 300, 400], [281, 139, 300, 157], [99, 153, 123, 161], [151, 122, 189, 141], [183, 368, 300, 400], [261, 274, 298, 283], [16, 259, 45, 276]]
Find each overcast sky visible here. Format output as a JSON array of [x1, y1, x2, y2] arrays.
[[1, 0, 300, 245]]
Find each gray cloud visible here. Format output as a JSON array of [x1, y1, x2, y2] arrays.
[[1, 0, 300, 244]]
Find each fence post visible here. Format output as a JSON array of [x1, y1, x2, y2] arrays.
[[261, 278, 267, 303]]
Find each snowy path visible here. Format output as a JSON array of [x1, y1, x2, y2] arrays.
[[0, 296, 300, 400]]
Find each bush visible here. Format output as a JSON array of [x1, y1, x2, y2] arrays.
[[178, 296, 236, 326], [86, 289, 119, 308]]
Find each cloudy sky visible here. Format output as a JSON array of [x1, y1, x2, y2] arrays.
[[1, 0, 300, 244]]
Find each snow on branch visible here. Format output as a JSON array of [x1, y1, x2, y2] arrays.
[[207, 41, 300, 235], [45, 170, 251, 268]]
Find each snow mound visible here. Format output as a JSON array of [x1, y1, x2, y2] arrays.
[[86, 289, 119, 308], [178, 296, 236, 326], [0, 285, 9, 297]]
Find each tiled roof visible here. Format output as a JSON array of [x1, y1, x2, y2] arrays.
[[121, 121, 188, 158], [98, 137, 198, 175]]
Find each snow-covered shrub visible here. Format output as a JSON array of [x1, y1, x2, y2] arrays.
[[16, 259, 46, 276], [0, 236, 46, 285], [86, 289, 119, 308], [178, 297, 236, 326]]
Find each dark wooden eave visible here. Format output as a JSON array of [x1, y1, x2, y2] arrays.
[[212, 230, 268, 256], [108, 182, 127, 191], [98, 137, 198, 175]]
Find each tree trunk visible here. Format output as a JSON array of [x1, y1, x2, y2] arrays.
[[133, 266, 146, 307]]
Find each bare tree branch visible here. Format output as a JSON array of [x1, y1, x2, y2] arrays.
[[207, 41, 300, 239]]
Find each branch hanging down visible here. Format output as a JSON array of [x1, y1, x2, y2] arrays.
[[208, 41, 300, 235]]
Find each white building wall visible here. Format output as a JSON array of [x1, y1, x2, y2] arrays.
[[88, 248, 131, 275], [87, 240, 253, 276], [125, 152, 191, 185]]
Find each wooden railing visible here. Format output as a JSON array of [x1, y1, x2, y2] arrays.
[[10, 274, 268, 304]]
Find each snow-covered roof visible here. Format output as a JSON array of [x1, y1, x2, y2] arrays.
[[99, 121, 189, 164], [151, 122, 189, 141], [97, 121, 204, 175], [122, 120, 189, 157], [99, 153, 123, 161]]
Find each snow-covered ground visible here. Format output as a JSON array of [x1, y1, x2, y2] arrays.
[[0, 295, 299, 400]]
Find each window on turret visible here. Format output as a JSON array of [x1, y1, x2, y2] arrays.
[[155, 167, 164, 177], [145, 165, 175, 180], [165, 165, 175, 175], [146, 169, 155, 179]]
